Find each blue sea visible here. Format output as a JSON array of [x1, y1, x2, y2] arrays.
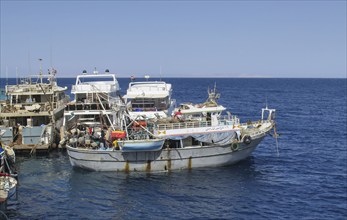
[[1, 77, 346, 219]]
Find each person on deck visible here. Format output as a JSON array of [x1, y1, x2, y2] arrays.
[[174, 109, 183, 120]]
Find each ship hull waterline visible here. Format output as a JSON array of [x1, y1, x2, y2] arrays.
[[66, 136, 265, 172]]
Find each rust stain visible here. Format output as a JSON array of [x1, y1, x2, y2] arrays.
[[188, 156, 192, 170], [124, 160, 130, 173], [167, 159, 172, 171], [146, 160, 151, 172]]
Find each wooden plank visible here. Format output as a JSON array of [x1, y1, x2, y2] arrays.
[[13, 144, 50, 151]]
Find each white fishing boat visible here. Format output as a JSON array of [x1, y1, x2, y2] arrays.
[[65, 86, 277, 172], [123, 76, 176, 120], [61, 69, 122, 147], [0, 67, 69, 153]]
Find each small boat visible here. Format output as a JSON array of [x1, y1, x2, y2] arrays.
[[118, 139, 165, 152], [0, 175, 17, 203], [0, 142, 17, 204]]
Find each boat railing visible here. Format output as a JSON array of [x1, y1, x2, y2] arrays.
[[239, 120, 274, 136], [72, 84, 118, 93], [0, 98, 67, 113], [65, 101, 114, 112], [156, 121, 211, 130], [156, 118, 241, 131], [220, 115, 240, 125]]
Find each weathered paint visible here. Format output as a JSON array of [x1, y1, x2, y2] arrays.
[[124, 160, 130, 173], [188, 156, 192, 170], [146, 160, 151, 172], [167, 159, 172, 171]]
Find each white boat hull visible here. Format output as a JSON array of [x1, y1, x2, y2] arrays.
[[66, 136, 265, 172]]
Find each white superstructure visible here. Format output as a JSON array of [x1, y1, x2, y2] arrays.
[[63, 70, 121, 131], [123, 80, 176, 120], [0, 70, 68, 152]]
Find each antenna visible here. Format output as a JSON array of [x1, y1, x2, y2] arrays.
[[265, 96, 268, 109], [16, 67, 18, 85], [160, 66, 162, 81], [5, 66, 8, 86], [50, 43, 53, 68], [38, 58, 43, 83], [28, 51, 32, 75]]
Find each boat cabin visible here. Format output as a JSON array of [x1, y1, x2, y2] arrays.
[[123, 81, 176, 119]]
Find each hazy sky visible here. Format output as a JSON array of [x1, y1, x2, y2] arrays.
[[0, 1, 346, 78]]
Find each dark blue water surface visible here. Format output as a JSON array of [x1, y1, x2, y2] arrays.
[[1, 77, 346, 219]]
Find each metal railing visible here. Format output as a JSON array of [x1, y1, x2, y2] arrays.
[[156, 121, 210, 130], [72, 84, 118, 93], [156, 117, 242, 131]]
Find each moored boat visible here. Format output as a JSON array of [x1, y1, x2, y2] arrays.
[[0, 175, 17, 203], [66, 117, 274, 172], [0, 68, 69, 153], [123, 76, 176, 120], [65, 86, 277, 172], [61, 69, 121, 148], [0, 141, 18, 206]]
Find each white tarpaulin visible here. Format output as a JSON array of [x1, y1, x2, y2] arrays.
[[166, 130, 239, 145]]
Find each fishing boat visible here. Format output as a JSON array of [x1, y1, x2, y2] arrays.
[[123, 76, 176, 120], [61, 69, 122, 147], [0, 68, 69, 153], [65, 87, 277, 172]]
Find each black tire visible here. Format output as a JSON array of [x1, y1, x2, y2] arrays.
[[231, 143, 239, 151], [243, 135, 252, 145]]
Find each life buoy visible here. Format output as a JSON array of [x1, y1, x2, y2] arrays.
[[243, 135, 252, 145]]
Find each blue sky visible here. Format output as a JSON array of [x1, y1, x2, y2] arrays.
[[0, 1, 346, 78]]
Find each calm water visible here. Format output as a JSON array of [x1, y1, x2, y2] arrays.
[[1, 78, 346, 219]]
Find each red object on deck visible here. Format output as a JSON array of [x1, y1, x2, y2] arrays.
[[111, 131, 126, 139], [134, 121, 147, 127]]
